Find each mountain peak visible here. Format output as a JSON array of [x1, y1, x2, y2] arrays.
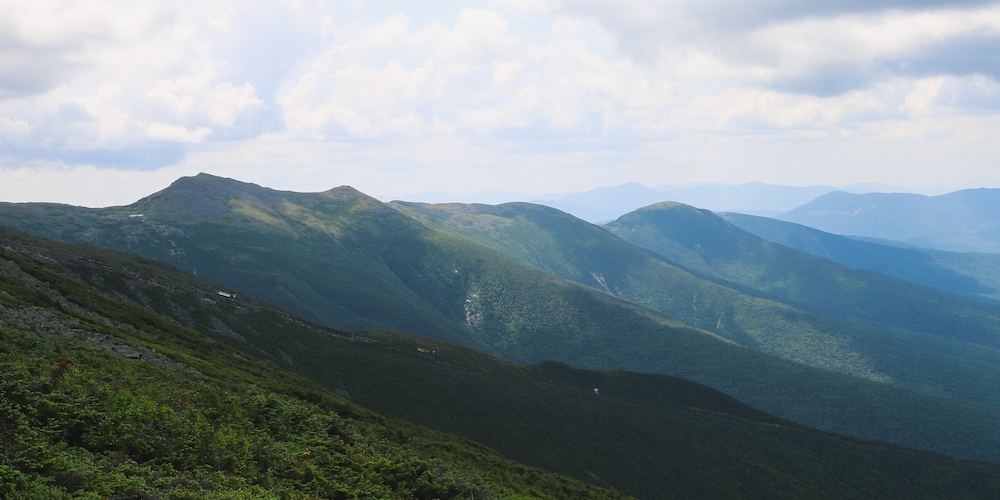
[[133, 174, 390, 222], [636, 200, 690, 212], [320, 185, 372, 201], [610, 200, 741, 254], [148, 173, 273, 201], [132, 173, 274, 220]]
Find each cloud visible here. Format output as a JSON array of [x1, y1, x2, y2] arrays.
[[0, 0, 277, 168], [0, 162, 194, 207], [278, 9, 529, 139], [278, 0, 1000, 154], [885, 33, 1000, 79], [900, 75, 1000, 115], [0, 0, 172, 98], [146, 122, 212, 143], [3, 0, 1000, 202], [560, 0, 1000, 95], [278, 9, 676, 143]]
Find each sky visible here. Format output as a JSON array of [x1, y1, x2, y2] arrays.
[[3, 0, 1000, 207]]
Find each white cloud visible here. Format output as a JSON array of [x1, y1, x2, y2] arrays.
[[0, 162, 195, 207], [4, 0, 1000, 203], [900, 78, 948, 116], [493, 0, 558, 16], [0, 0, 172, 98], [146, 122, 212, 143], [278, 8, 535, 139], [0, 116, 30, 140], [278, 10, 676, 142], [560, 1, 1000, 94], [0, 0, 274, 162]]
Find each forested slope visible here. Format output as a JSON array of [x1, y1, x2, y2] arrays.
[[5, 175, 1000, 465], [722, 211, 1000, 305], [396, 200, 1000, 415], [0, 233, 619, 499], [5, 228, 1000, 498]]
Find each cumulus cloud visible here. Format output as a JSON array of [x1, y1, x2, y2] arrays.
[[559, 1, 1000, 95], [146, 122, 212, 143], [278, 9, 675, 144], [0, 1, 172, 98], [279, 9, 535, 139], [273, 0, 1000, 158], [0, 0, 275, 168], [3, 0, 1000, 202]]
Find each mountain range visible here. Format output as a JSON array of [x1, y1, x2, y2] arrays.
[[531, 182, 842, 222], [721, 212, 1000, 305], [9, 174, 1000, 497], [394, 199, 1000, 411], [4, 221, 1000, 498], [778, 188, 1000, 253], [3, 173, 1000, 469], [399, 181, 854, 223]]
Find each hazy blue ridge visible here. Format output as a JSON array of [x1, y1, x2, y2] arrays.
[[778, 188, 1000, 252], [721, 211, 1000, 304], [529, 181, 840, 222]]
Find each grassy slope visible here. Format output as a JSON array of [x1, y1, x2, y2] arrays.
[[721, 211, 1000, 305], [5, 176, 1000, 463], [0, 240, 620, 499], [4, 229, 1000, 499]]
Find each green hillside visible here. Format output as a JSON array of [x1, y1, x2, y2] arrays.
[[4, 228, 1000, 499], [0, 235, 621, 498], [5, 175, 1000, 465], [394, 200, 1000, 414], [0, 174, 477, 345], [605, 202, 1000, 352], [721, 211, 1000, 305], [604, 203, 1000, 411]]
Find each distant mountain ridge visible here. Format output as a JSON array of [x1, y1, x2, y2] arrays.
[[779, 188, 1000, 252], [533, 182, 842, 222], [721, 212, 1000, 304], [394, 181, 847, 223]]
